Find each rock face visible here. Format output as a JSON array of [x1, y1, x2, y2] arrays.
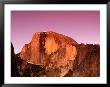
[[65, 44, 100, 77], [14, 43, 100, 77], [15, 54, 46, 77], [20, 31, 78, 76], [12, 31, 100, 77], [11, 43, 19, 77]]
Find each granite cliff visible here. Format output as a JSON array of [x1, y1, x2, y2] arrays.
[[20, 31, 78, 76], [11, 31, 100, 77]]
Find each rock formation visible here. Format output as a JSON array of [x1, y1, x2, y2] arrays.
[[11, 43, 19, 76], [12, 31, 100, 77], [20, 31, 78, 76], [65, 44, 100, 77], [15, 54, 46, 77]]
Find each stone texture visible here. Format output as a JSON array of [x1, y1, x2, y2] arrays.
[[14, 43, 100, 77], [15, 54, 45, 77], [12, 31, 100, 77], [65, 44, 100, 77], [20, 31, 78, 76]]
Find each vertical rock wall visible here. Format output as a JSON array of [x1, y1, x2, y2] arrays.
[[20, 31, 78, 76]]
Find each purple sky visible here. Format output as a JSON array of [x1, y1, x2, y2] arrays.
[[11, 11, 100, 53]]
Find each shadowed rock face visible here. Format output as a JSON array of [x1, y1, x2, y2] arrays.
[[64, 44, 100, 77], [15, 54, 46, 77], [11, 43, 19, 77], [20, 31, 78, 76]]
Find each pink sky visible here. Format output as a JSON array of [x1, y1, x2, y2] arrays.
[[11, 11, 100, 53]]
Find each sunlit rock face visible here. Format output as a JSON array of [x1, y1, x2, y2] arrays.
[[20, 31, 78, 76]]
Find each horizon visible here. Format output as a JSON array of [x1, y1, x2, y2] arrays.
[[11, 11, 100, 53], [11, 30, 100, 54]]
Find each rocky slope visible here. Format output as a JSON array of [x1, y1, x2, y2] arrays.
[[15, 54, 46, 77], [11, 31, 100, 77]]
